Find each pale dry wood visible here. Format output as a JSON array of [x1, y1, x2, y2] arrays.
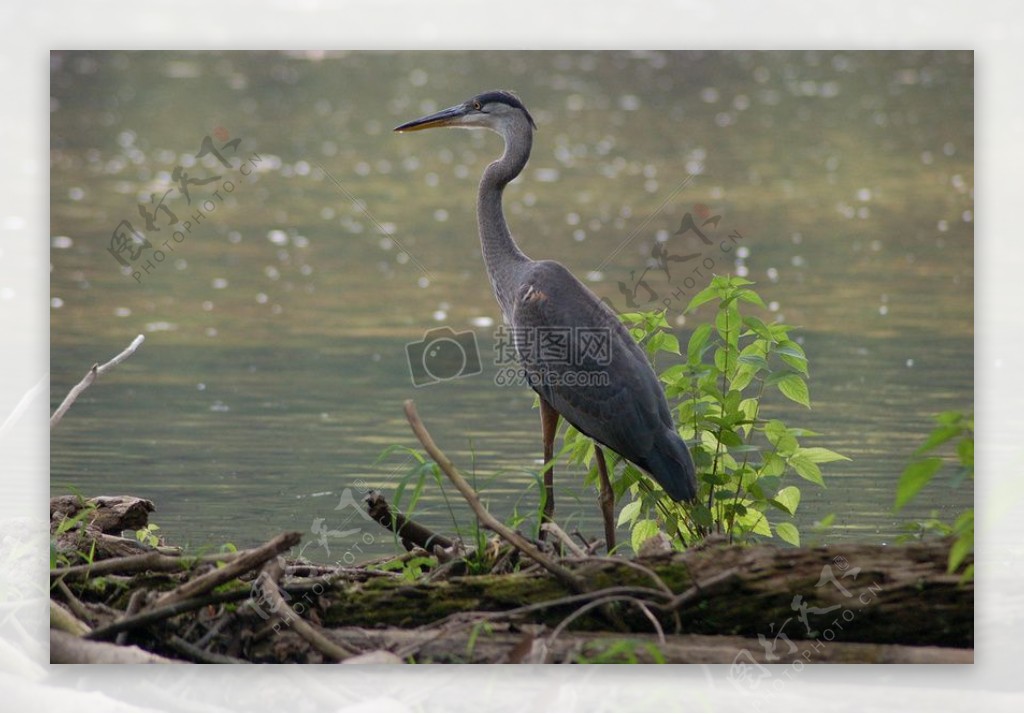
[[50, 334, 145, 429], [323, 626, 973, 664], [49, 600, 91, 637], [51, 629, 181, 664]]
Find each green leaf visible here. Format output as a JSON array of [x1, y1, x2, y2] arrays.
[[735, 506, 772, 537], [789, 454, 824, 486], [729, 365, 756, 392], [894, 457, 943, 511], [776, 351, 809, 375], [948, 516, 973, 574], [686, 323, 713, 365], [795, 447, 850, 464], [776, 339, 805, 358], [685, 285, 720, 313], [914, 424, 964, 454], [738, 398, 759, 422], [935, 410, 966, 426], [814, 513, 836, 529], [765, 420, 798, 457], [743, 315, 776, 342], [617, 499, 641, 527], [775, 373, 811, 408], [714, 346, 738, 375], [770, 485, 801, 515], [736, 288, 766, 307], [646, 331, 680, 356], [737, 353, 769, 371], [717, 428, 744, 448], [631, 518, 661, 553], [715, 302, 741, 348], [956, 437, 974, 471], [775, 521, 800, 546]]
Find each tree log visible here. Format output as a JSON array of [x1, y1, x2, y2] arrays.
[[50, 495, 155, 534], [321, 626, 972, 664], [321, 539, 971, 649]]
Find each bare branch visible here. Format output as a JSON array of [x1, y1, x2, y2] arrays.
[[541, 522, 587, 558], [256, 558, 356, 662], [402, 399, 583, 593], [50, 334, 145, 429], [151, 531, 301, 610], [364, 489, 454, 552]]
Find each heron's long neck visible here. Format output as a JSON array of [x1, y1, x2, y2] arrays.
[[478, 119, 532, 318]]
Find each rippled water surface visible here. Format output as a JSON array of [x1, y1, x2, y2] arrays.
[[50, 51, 973, 556]]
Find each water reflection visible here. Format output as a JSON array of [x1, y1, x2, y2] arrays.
[[50, 51, 972, 554]]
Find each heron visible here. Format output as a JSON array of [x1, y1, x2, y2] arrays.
[[395, 90, 697, 550]]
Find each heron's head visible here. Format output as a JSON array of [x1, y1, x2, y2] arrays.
[[394, 90, 536, 136]]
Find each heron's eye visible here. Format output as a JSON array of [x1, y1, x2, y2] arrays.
[[472, 100, 482, 111]]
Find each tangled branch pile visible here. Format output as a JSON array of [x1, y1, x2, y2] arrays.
[[49, 403, 972, 665]]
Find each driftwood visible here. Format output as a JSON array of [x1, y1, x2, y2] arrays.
[[317, 539, 971, 649], [50, 494, 156, 534], [318, 626, 972, 664], [51, 629, 180, 664], [364, 490, 454, 553], [254, 558, 356, 662], [151, 531, 300, 609], [48, 496, 972, 663], [50, 333, 145, 429], [50, 494, 162, 564], [47, 402, 972, 664]]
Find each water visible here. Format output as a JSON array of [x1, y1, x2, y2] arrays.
[[50, 51, 973, 556]]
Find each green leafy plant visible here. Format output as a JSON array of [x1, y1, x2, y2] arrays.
[[564, 276, 847, 552], [378, 444, 510, 574], [379, 554, 439, 582], [49, 500, 98, 569], [571, 638, 667, 664], [894, 411, 974, 582], [135, 522, 162, 548]]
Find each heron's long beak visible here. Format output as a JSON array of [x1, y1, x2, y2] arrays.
[[394, 103, 468, 133]]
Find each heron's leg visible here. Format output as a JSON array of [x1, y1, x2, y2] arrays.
[[594, 444, 616, 552], [539, 398, 559, 532]]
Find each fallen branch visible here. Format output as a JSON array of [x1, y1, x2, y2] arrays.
[[168, 634, 247, 664], [51, 547, 228, 581], [327, 626, 973, 664], [255, 559, 356, 662], [50, 334, 145, 429], [51, 629, 181, 664], [51, 495, 155, 535], [364, 490, 454, 552], [85, 586, 253, 642], [541, 522, 587, 558], [50, 599, 91, 637], [403, 399, 583, 593], [151, 531, 301, 610]]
